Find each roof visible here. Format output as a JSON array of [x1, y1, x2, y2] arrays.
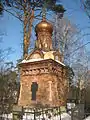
[[19, 58, 65, 66]]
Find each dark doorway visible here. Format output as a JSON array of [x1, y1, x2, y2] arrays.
[[31, 82, 38, 100]]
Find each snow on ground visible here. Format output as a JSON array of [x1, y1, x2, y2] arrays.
[[22, 113, 71, 120], [61, 113, 71, 120], [0, 113, 71, 120], [84, 116, 90, 120], [2, 113, 90, 120]]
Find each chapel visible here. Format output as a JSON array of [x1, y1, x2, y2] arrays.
[[18, 17, 68, 107]]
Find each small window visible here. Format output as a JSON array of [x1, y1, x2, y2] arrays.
[[31, 82, 38, 100], [39, 44, 41, 48], [50, 45, 52, 49], [45, 43, 47, 48], [55, 55, 58, 60]]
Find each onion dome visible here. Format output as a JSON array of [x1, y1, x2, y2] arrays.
[[35, 18, 53, 34]]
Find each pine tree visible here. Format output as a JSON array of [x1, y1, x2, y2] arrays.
[[0, 0, 65, 58]]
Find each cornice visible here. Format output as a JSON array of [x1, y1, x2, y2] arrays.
[[20, 59, 66, 76]]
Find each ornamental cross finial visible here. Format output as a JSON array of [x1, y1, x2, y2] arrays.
[[42, 3, 46, 20]]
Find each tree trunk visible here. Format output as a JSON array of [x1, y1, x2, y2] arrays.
[[23, 6, 34, 59]]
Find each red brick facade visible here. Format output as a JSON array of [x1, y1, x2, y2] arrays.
[[18, 59, 68, 107], [18, 18, 68, 108]]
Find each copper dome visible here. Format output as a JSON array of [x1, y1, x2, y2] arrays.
[[35, 18, 53, 34]]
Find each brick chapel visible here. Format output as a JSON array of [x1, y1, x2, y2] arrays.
[[18, 17, 68, 107]]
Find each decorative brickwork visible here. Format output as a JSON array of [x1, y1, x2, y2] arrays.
[[18, 18, 68, 108], [35, 18, 53, 51], [18, 59, 68, 107]]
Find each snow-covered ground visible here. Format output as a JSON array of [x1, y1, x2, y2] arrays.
[[60, 113, 71, 120], [1, 113, 90, 120], [0, 113, 71, 120], [84, 116, 90, 120]]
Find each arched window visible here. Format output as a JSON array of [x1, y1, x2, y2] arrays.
[[39, 44, 41, 48], [45, 43, 47, 48], [31, 82, 38, 100]]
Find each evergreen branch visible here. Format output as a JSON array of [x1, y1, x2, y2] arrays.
[[3, 8, 23, 22]]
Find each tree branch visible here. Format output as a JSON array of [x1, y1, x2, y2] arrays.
[[2, 7, 23, 22]]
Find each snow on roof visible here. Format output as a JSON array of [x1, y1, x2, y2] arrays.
[[55, 60, 65, 66], [21, 58, 43, 63], [20, 58, 65, 66]]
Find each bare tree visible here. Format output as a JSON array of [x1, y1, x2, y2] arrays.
[[53, 14, 89, 103], [53, 14, 79, 65], [80, 0, 90, 19], [0, 62, 19, 115]]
